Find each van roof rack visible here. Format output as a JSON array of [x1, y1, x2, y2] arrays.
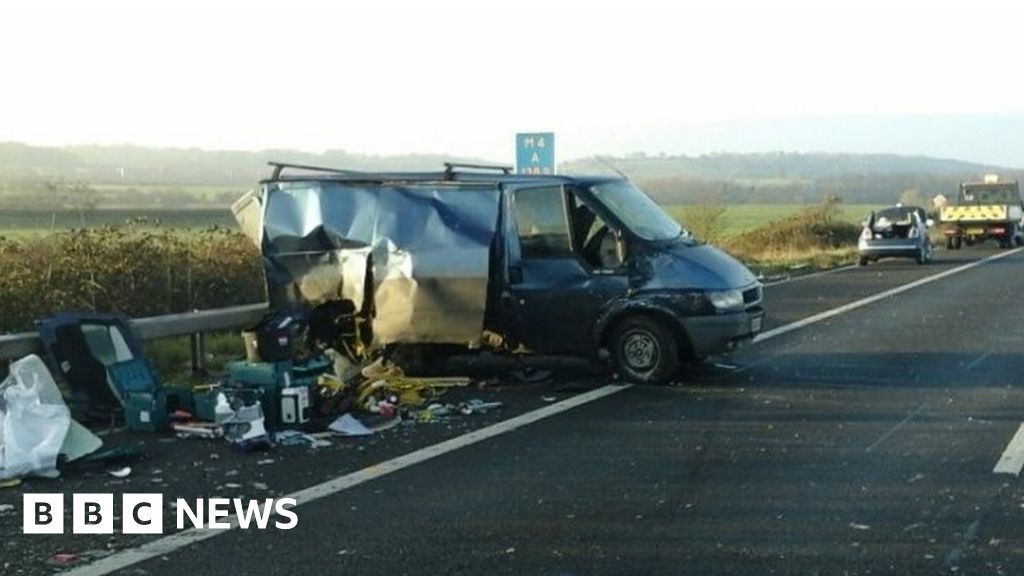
[[442, 162, 513, 180], [268, 161, 516, 182]]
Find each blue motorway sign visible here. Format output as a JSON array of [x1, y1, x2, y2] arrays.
[[515, 132, 555, 175]]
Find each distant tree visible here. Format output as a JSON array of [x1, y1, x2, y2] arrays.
[[898, 188, 927, 207]]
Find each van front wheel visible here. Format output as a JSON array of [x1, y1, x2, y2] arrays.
[[611, 316, 679, 384]]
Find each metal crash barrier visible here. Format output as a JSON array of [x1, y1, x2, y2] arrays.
[[0, 303, 269, 371]]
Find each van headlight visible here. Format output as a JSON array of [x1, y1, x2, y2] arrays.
[[706, 289, 744, 312]]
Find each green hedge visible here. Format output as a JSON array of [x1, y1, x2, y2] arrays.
[[0, 227, 265, 333]]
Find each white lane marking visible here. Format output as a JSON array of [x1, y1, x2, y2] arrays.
[[964, 351, 992, 372], [993, 423, 1024, 475], [61, 384, 631, 576], [762, 264, 857, 287], [753, 248, 1024, 343], [865, 403, 927, 453]]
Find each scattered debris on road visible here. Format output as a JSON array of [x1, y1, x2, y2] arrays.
[[108, 466, 132, 478]]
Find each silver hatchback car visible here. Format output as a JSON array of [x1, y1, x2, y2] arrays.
[[858, 205, 934, 265]]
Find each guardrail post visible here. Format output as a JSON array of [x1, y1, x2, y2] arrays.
[[190, 331, 206, 375]]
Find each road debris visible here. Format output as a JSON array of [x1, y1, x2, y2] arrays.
[[0, 355, 72, 480], [329, 414, 374, 437], [47, 553, 82, 567], [108, 466, 132, 478]]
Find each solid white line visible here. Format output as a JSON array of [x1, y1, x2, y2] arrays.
[[993, 423, 1024, 475], [61, 384, 631, 576], [753, 248, 1023, 343]]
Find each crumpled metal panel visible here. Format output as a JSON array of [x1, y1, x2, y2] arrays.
[[230, 189, 264, 247], [252, 181, 500, 346]]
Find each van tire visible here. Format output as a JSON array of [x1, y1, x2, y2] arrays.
[[610, 316, 679, 385]]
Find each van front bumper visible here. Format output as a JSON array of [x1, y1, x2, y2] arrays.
[[681, 307, 764, 358]]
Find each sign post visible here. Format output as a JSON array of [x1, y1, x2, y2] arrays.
[[515, 132, 555, 175]]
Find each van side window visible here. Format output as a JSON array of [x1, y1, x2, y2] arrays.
[[514, 186, 572, 258]]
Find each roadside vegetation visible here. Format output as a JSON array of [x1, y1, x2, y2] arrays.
[[0, 226, 264, 334], [672, 197, 871, 277], [722, 198, 862, 276]]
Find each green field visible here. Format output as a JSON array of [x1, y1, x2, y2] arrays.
[[666, 203, 885, 237], [91, 184, 243, 204]]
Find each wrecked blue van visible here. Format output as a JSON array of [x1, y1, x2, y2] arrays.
[[233, 162, 764, 384]]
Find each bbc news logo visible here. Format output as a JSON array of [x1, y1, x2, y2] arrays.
[[23, 494, 298, 534]]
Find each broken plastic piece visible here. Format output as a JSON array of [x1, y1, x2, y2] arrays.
[[329, 413, 374, 436], [273, 430, 332, 448], [48, 553, 82, 567], [59, 419, 103, 462]]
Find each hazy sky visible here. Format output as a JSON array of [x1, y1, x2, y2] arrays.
[[4, 0, 1024, 165]]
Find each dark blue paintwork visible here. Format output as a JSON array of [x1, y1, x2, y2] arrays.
[[638, 242, 759, 292]]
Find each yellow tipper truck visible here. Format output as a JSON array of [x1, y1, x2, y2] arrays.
[[940, 175, 1024, 249]]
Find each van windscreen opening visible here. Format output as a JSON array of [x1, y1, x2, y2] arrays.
[[590, 181, 686, 242]]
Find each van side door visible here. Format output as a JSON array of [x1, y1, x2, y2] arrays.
[[501, 183, 629, 354]]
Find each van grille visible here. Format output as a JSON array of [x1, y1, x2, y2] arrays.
[[742, 286, 762, 306]]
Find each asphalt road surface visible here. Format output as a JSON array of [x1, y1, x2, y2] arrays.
[[6, 246, 1024, 576]]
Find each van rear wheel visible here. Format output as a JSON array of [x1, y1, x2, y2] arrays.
[[611, 316, 679, 385]]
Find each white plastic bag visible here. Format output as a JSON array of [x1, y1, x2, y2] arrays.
[[0, 354, 71, 480]]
